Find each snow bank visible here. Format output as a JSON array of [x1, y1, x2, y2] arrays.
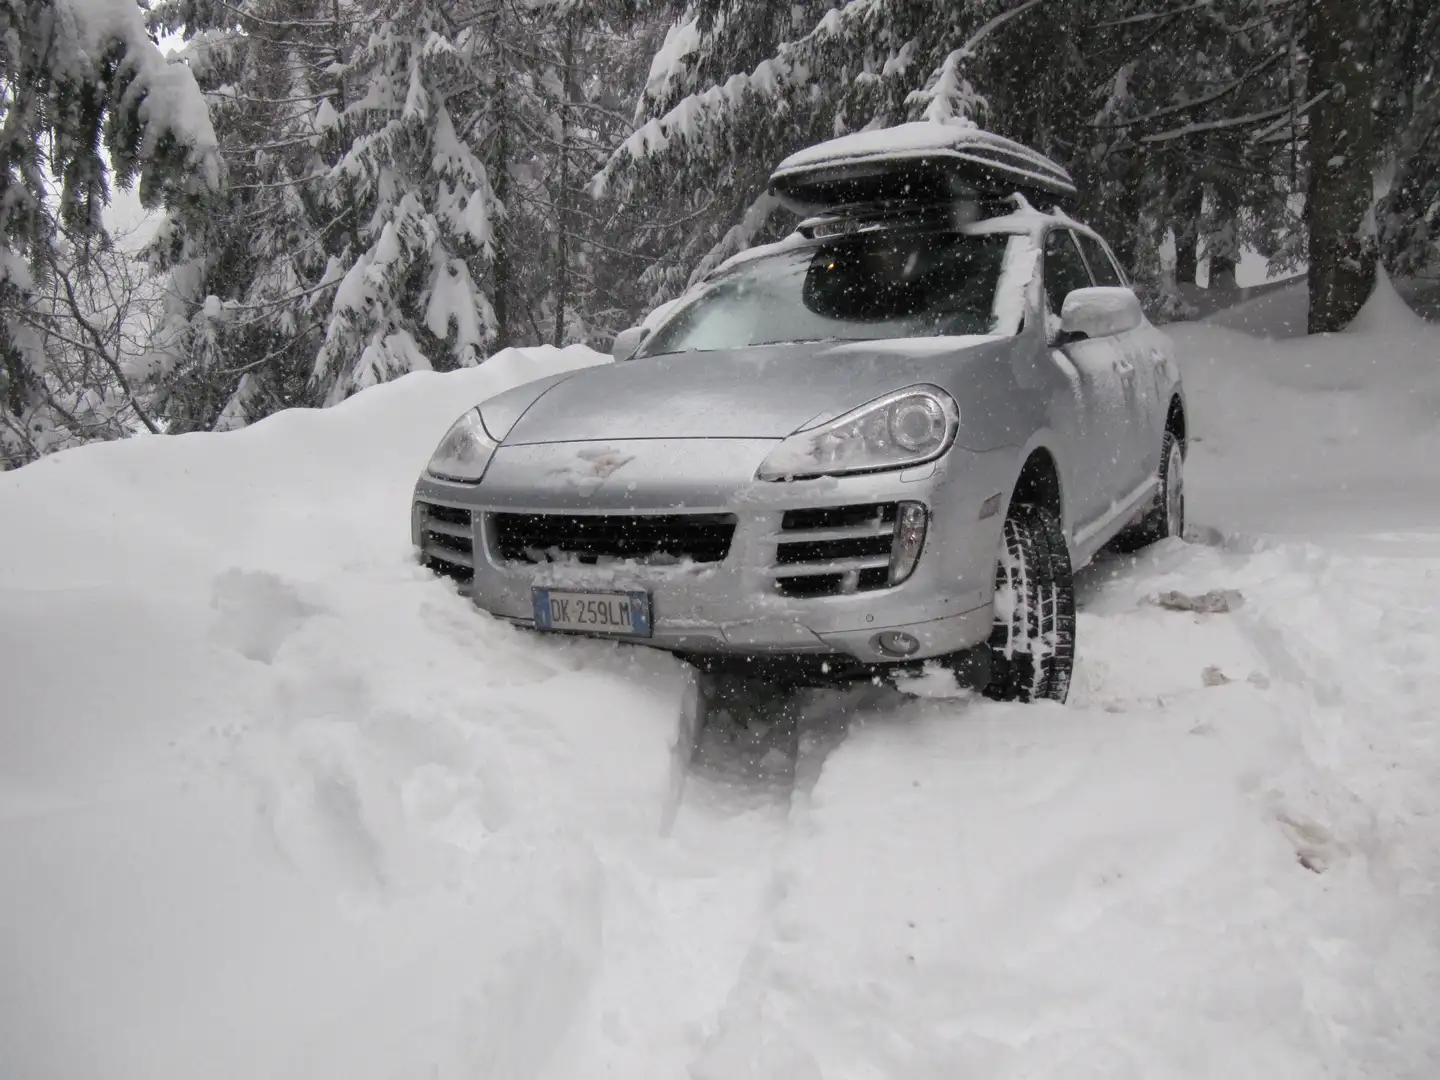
[[4, 314, 1440, 1080], [690, 535, 1440, 1079], [1177, 270, 1440, 535], [0, 344, 696, 1080], [1, 345, 606, 587]]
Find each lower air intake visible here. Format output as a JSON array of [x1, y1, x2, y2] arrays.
[[775, 503, 898, 598], [417, 503, 475, 582]]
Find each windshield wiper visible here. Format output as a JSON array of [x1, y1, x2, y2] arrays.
[[750, 336, 844, 346]]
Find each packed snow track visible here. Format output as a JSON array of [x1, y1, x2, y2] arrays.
[[4, 284, 1440, 1079]]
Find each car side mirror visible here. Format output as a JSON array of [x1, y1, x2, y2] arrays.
[[611, 326, 649, 361], [1057, 286, 1143, 344]]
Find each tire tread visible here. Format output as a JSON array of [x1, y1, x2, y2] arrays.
[[982, 503, 1075, 703], [1111, 431, 1183, 552]]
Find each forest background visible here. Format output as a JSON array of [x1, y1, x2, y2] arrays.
[[2, 0, 1435, 466]]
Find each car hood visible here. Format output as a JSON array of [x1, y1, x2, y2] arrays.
[[500, 337, 1005, 444]]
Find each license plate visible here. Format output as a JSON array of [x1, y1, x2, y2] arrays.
[[531, 588, 652, 638]]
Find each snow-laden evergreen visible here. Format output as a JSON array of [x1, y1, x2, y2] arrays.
[[3, 0, 1438, 458], [1374, 0, 1440, 280], [596, 0, 1402, 322], [142, 0, 649, 431], [144, 0, 345, 431], [307, 2, 501, 403], [0, 0, 219, 466]]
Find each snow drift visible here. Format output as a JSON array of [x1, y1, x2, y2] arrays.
[[1181, 269, 1440, 536], [3, 308, 1440, 1079], [0, 344, 693, 1079]]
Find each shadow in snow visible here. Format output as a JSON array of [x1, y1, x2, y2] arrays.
[[662, 669, 916, 832]]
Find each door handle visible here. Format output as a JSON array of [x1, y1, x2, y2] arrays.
[[1115, 356, 1135, 377]]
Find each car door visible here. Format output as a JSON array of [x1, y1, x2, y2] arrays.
[[1041, 227, 1131, 541], [1074, 231, 1161, 496]]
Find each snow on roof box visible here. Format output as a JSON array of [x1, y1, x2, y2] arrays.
[[768, 122, 1076, 217]]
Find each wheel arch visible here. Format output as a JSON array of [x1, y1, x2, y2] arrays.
[[1007, 440, 1065, 524]]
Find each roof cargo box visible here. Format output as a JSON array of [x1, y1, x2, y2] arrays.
[[768, 122, 1076, 217]]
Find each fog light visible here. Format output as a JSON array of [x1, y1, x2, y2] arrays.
[[874, 631, 921, 657], [889, 501, 928, 585]]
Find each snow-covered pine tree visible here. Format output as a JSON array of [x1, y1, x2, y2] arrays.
[[307, 0, 649, 402], [145, 0, 373, 429], [599, 1, 1309, 322], [306, 0, 510, 404], [0, 0, 219, 466], [592, 0, 874, 315], [1082, 1, 1298, 308], [490, 0, 657, 349], [1374, 0, 1440, 281], [152, 0, 516, 419], [145, 0, 659, 427]]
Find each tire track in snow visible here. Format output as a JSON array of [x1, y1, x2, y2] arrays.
[[564, 544, 1286, 1079], [674, 538, 1439, 1077], [1225, 538, 1440, 1075], [1091, 536, 1440, 1075], [543, 677, 877, 1080]]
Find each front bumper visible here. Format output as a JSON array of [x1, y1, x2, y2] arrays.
[[412, 438, 1012, 665]]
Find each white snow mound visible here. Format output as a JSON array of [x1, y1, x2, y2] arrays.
[[1180, 268, 1440, 535], [4, 314, 1440, 1080], [0, 344, 690, 1080]]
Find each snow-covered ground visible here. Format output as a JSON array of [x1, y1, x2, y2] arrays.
[[3, 287, 1439, 1079]]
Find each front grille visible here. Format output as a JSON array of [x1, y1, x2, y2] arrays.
[[490, 512, 737, 565], [417, 502, 475, 582], [774, 503, 898, 598]]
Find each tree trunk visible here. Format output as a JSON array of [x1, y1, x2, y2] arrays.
[[1206, 181, 1241, 290], [492, 75, 511, 349], [332, 0, 361, 259], [552, 16, 577, 348], [1305, 0, 1376, 333], [1173, 184, 1203, 287]]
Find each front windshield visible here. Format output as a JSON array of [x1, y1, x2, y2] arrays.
[[641, 230, 1015, 356]]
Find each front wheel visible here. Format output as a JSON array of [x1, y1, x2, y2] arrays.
[[981, 503, 1076, 703]]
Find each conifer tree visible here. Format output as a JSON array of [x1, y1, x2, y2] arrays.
[[1, 0, 219, 465]]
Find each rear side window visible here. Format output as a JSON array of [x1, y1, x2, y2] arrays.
[[1042, 229, 1093, 316], [1077, 234, 1124, 287]]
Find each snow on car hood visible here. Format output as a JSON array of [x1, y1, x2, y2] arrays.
[[500, 336, 1005, 444]]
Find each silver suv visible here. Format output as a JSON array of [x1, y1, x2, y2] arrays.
[[411, 125, 1185, 703]]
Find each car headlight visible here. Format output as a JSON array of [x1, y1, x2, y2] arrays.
[[757, 386, 959, 481], [427, 408, 498, 483]]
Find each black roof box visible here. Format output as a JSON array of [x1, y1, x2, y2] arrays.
[[768, 122, 1076, 217]]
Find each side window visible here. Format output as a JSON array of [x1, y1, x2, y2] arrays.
[[1043, 229, 1094, 318], [1077, 234, 1124, 287]]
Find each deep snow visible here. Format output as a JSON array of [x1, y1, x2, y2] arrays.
[[2, 290, 1439, 1078], [1181, 271, 1440, 538]]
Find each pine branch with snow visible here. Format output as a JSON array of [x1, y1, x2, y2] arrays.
[[1, 0, 220, 467]]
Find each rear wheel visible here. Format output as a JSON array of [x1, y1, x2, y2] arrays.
[[981, 503, 1076, 703], [1112, 431, 1184, 552]]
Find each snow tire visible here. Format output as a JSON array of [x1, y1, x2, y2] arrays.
[[981, 503, 1076, 704], [1112, 431, 1185, 552]]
